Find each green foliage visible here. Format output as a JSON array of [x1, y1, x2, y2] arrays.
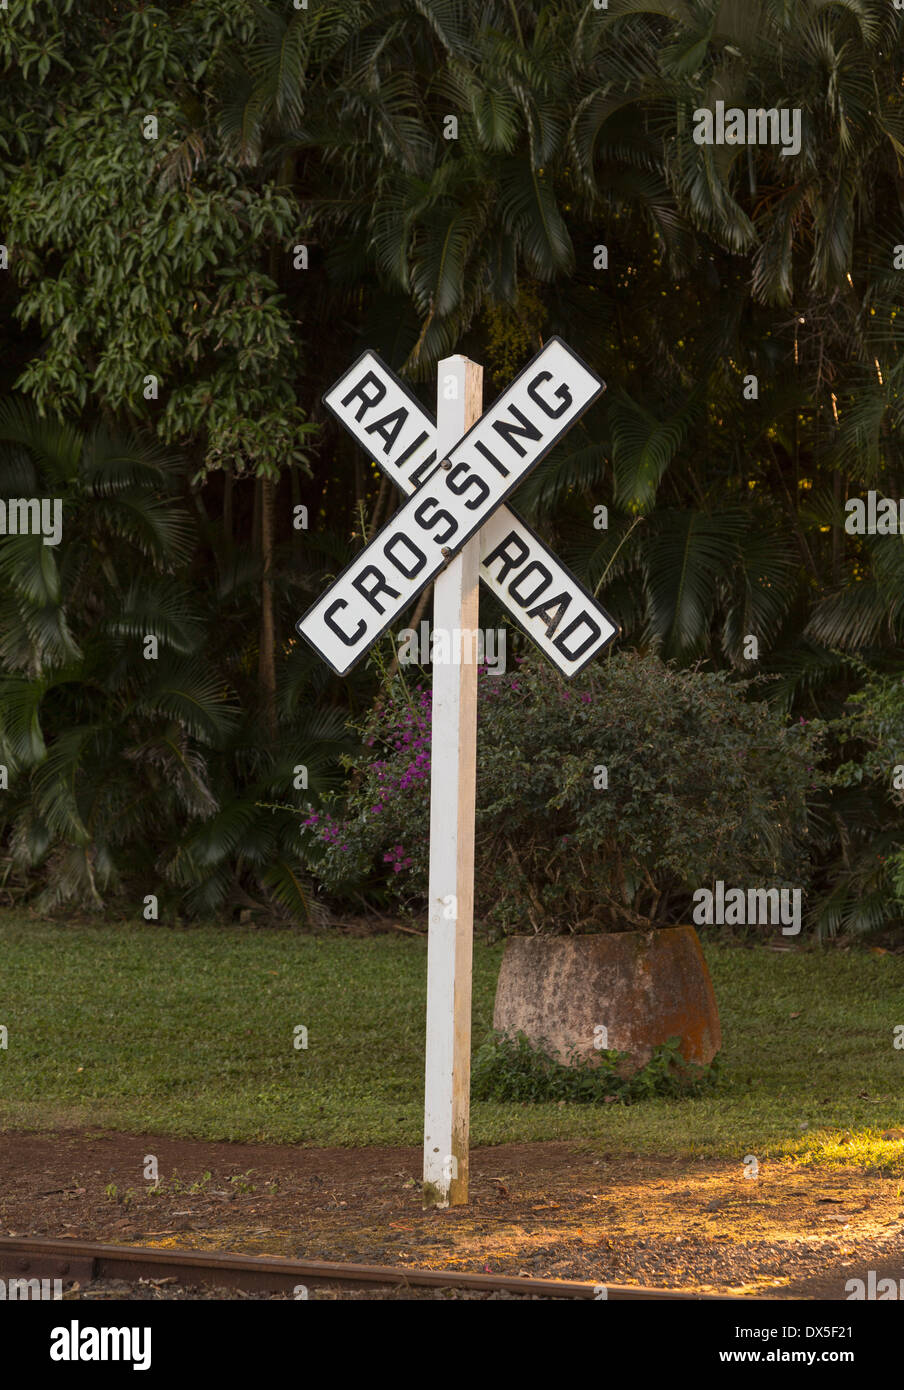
[[307, 651, 822, 932], [823, 666, 904, 927], [216, 0, 904, 691], [0, 401, 353, 920], [834, 668, 904, 799], [1, 1, 311, 479], [471, 1030, 719, 1104]]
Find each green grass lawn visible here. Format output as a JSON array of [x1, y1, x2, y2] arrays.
[[1, 915, 902, 1170]]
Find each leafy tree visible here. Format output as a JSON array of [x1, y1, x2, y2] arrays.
[[0, 399, 351, 920], [1, 0, 316, 730]]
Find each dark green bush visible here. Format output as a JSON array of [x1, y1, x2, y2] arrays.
[[471, 1031, 719, 1103], [823, 667, 904, 931], [304, 650, 823, 932]]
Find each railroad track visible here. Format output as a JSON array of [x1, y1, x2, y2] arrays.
[[0, 1235, 742, 1300]]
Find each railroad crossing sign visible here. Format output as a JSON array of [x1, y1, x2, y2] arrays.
[[296, 339, 619, 1209], [298, 338, 618, 677]]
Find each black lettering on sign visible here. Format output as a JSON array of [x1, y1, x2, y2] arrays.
[[527, 371, 573, 420], [340, 371, 386, 421], [414, 496, 456, 546], [553, 612, 602, 661], [408, 451, 440, 487], [365, 408, 408, 454], [445, 462, 490, 510], [473, 439, 509, 477], [492, 405, 542, 457], [325, 599, 366, 646], [482, 532, 529, 581], [398, 430, 433, 468], [509, 560, 553, 606], [352, 565, 401, 614], [383, 532, 427, 579], [526, 590, 571, 638]]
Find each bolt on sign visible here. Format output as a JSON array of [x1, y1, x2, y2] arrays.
[[297, 338, 619, 1208]]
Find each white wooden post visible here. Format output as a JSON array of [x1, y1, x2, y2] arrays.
[[422, 355, 483, 1209]]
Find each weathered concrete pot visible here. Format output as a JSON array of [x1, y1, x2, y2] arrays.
[[492, 927, 721, 1073]]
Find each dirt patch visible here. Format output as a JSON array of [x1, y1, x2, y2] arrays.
[[2, 1128, 902, 1299]]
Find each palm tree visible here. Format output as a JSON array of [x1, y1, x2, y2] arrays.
[[0, 399, 354, 920], [210, 0, 904, 936]]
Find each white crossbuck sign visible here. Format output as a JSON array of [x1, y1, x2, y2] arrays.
[[296, 337, 619, 676]]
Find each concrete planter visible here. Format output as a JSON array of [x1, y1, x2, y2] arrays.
[[492, 926, 721, 1073]]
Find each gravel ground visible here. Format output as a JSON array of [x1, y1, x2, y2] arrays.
[[4, 1129, 903, 1299]]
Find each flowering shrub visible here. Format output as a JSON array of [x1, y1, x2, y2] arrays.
[[300, 685, 433, 896], [301, 651, 823, 933]]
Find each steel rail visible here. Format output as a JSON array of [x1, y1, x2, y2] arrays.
[[0, 1235, 747, 1299]]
